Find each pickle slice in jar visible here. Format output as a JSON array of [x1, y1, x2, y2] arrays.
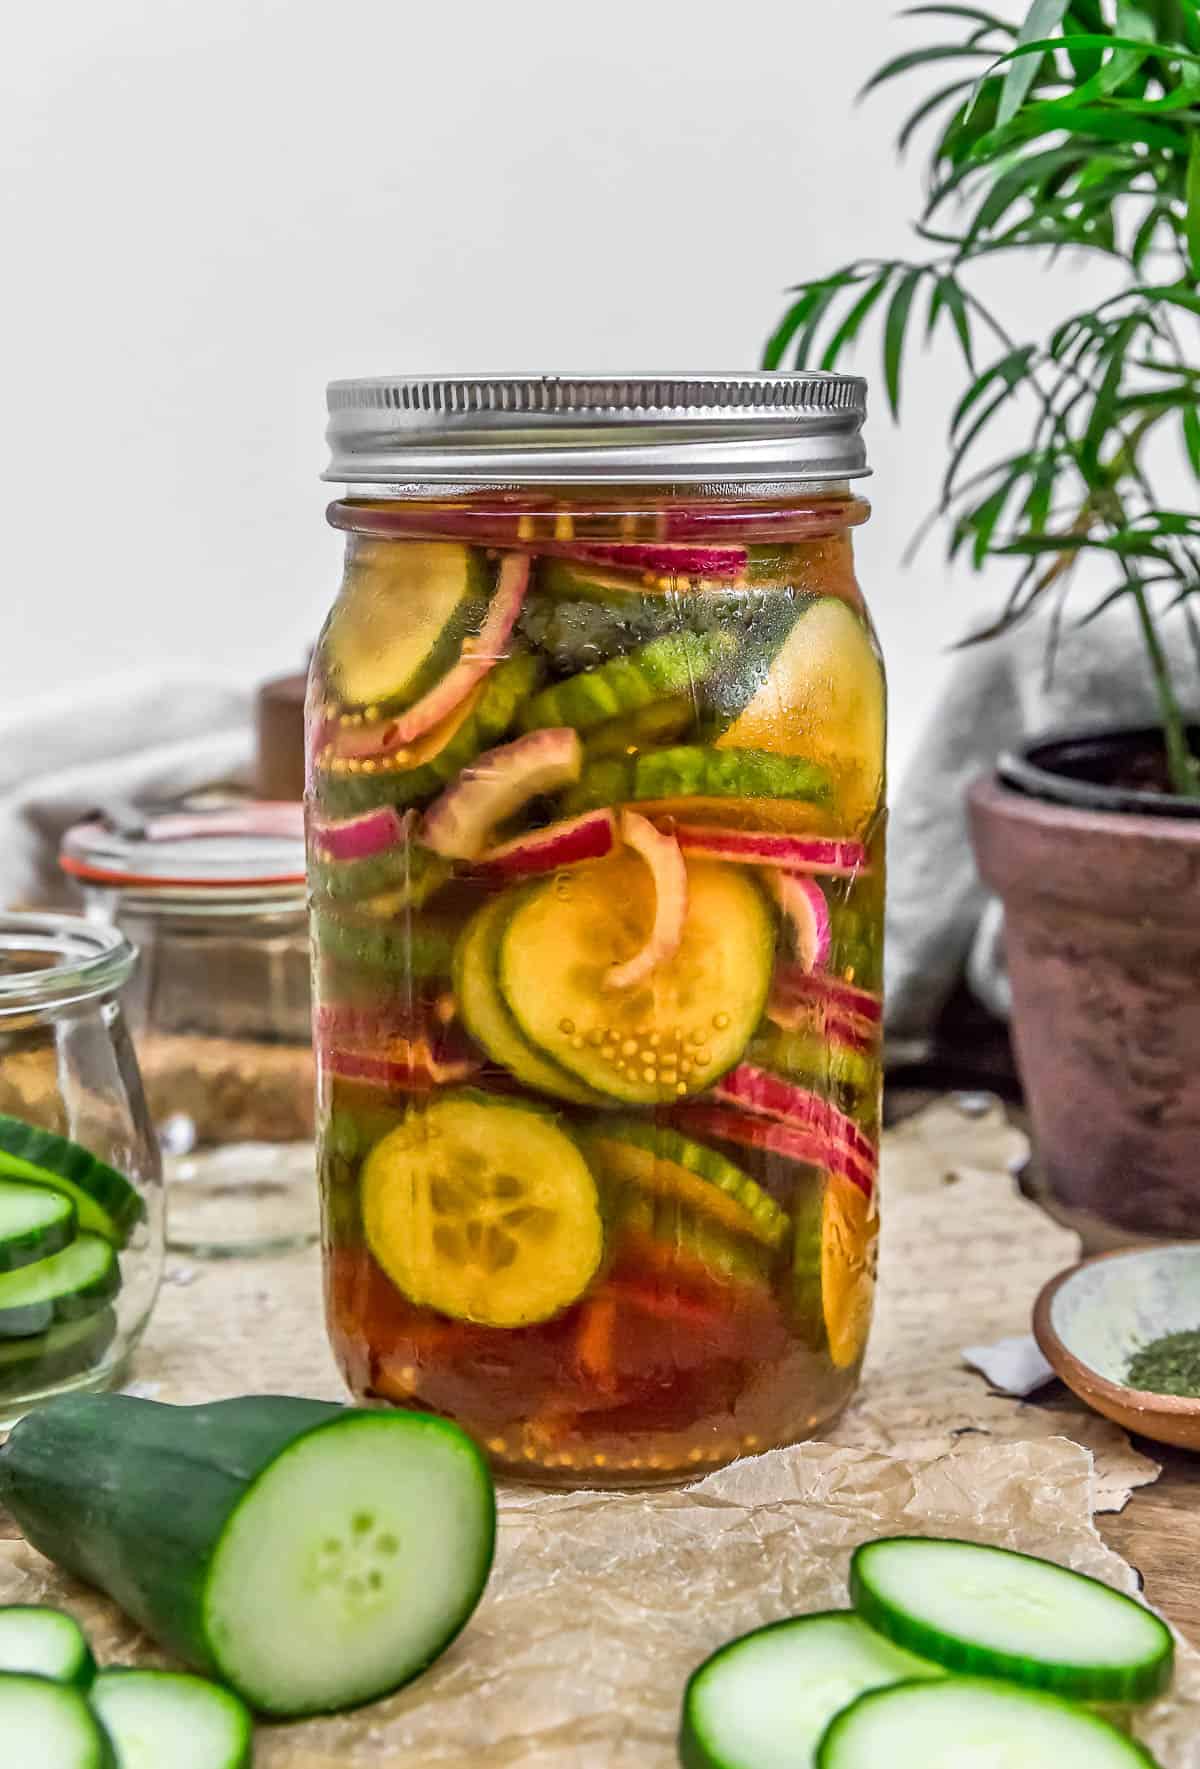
[[322, 541, 492, 713], [581, 1121, 788, 1251], [717, 597, 885, 835], [361, 1092, 603, 1328], [497, 854, 774, 1105], [792, 1169, 878, 1368]]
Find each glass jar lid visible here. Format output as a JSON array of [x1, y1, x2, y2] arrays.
[[60, 802, 306, 904], [324, 371, 868, 487]]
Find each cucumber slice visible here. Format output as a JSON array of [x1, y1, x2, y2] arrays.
[[718, 597, 885, 835], [680, 1610, 939, 1769], [0, 1310, 117, 1392], [0, 1671, 116, 1768], [498, 854, 774, 1105], [565, 747, 831, 815], [849, 1537, 1174, 1703], [517, 631, 736, 734], [0, 1183, 77, 1274], [749, 1029, 876, 1117], [519, 575, 800, 676], [0, 1395, 496, 1719], [90, 1670, 253, 1769], [0, 1117, 142, 1248], [0, 1236, 119, 1339], [318, 652, 542, 816], [309, 840, 449, 908], [361, 1091, 604, 1327], [313, 908, 458, 980], [793, 1171, 878, 1367], [816, 1677, 1160, 1769], [637, 747, 832, 805], [0, 1608, 95, 1689], [453, 895, 611, 1108], [582, 1120, 788, 1250], [582, 697, 696, 760], [610, 1186, 772, 1291], [323, 541, 491, 713]]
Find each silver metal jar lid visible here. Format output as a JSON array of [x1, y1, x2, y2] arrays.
[[324, 372, 868, 487]]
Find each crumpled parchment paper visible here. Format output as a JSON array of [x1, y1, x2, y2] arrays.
[[109, 1098, 1157, 1513], [0, 1435, 1193, 1766]]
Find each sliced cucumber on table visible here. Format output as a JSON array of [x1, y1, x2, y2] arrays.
[[90, 1669, 253, 1769], [0, 1117, 142, 1247], [815, 1676, 1160, 1768], [0, 1670, 116, 1769], [849, 1536, 1174, 1703], [0, 1183, 77, 1273], [679, 1610, 940, 1769], [0, 1236, 119, 1338], [0, 1606, 95, 1688], [0, 1394, 496, 1718]]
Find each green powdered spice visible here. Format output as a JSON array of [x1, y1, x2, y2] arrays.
[[1126, 1328, 1200, 1397]]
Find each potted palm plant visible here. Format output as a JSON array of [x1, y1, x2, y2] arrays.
[[769, 0, 1200, 1242]]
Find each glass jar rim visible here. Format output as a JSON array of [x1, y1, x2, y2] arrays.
[[0, 912, 135, 1016]]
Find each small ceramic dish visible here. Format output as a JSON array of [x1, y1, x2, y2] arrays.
[[1034, 1243, 1200, 1451]]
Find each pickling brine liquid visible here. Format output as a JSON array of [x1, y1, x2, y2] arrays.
[[308, 490, 884, 1484]]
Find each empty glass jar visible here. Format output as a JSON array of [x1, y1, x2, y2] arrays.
[[0, 912, 163, 1423], [61, 803, 318, 1258]]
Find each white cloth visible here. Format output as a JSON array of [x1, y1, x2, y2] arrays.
[[885, 596, 1199, 1043], [0, 677, 253, 910]]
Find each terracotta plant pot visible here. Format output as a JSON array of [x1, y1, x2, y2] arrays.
[[968, 728, 1200, 1245]]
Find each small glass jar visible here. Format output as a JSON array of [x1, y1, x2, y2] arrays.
[[61, 804, 318, 1258], [0, 913, 163, 1424], [310, 374, 884, 1485]]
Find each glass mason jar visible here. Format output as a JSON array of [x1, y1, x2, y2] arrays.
[[0, 913, 163, 1423], [60, 805, 318, 1259], [309, 374, 884, 1484]]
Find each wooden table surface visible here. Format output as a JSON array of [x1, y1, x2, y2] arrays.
[[1095, 1438, 1200, 1644]]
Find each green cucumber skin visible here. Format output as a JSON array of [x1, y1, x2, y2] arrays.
[[517, 631, 737, 735], [313, 911, 459, 980], [0, 1395, 347, 1679], [849, 1538, 1175, 1705], [814, 1677, 1161, 1769], [565, 746, 832, 813], [0, 1117, 143, 1248], [0, 1395, 498, 1719], [309, 843, 449, 908], [582, 1118, 788, 1250], [316, 652, 543, 816]]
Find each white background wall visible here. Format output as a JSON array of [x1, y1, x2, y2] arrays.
[[2, 0, 1083, 785]]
